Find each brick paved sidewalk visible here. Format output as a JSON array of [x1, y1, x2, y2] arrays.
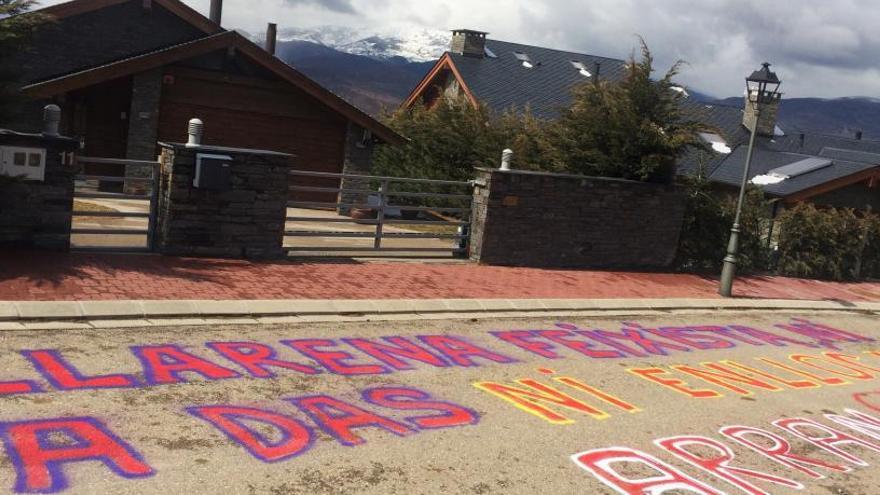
[[1, 251, 878, 302]]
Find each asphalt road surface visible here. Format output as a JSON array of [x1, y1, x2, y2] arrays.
[[1, 310, 880, 494]]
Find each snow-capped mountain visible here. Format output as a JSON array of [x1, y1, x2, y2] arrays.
[[275, 26, 449, 63]]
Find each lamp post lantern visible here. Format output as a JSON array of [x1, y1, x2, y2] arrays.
[[719, 62, 782, 297]]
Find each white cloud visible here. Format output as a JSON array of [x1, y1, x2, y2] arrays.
[[34, 0, 880, 98]]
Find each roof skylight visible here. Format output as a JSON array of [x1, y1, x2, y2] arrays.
[[514, 51, 534, 69], [769, 157, 832, 178], [570, 60, 592, 77], [751, 157, 833, 185], [698, 132, 731, 154]]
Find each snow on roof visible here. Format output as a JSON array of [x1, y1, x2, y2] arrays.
[[698, 132, 731, 154]]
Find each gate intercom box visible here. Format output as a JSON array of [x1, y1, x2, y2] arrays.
[[0, 146, 46, 182], [193, 153, 232, 191]]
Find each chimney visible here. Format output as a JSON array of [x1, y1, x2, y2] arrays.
[[265, 23, 277, 55], [450, 29, 488, 58], [743, 92, 781, 137], [742, 63, 782, 137], [209, 0, 222, 25], [856, 130, 864, 141]]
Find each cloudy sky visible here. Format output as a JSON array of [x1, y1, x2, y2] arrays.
[[42, 0, 880, 98]]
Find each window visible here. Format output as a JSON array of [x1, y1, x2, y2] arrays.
[[570, 60, 592, 77], [514, 51, 534, 69], [1, 147, 46, 181], [28, 153, 42, 167]]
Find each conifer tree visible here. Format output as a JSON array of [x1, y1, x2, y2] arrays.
[[550, 39, 701, 183], [0, 0, 47, 122], [374, 98, 555, 182]]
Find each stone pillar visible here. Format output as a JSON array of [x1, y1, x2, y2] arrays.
[[0, 131, 79, 250], [743, 93, 781, 137], [155, 142, 291, 259], [124, 69, 163, 194], [337, 123, 375, 216], [469, 168, 687, 268]]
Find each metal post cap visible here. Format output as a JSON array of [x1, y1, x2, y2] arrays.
[[42, 104, 62, 136]]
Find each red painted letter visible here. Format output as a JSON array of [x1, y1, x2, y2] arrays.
[[418, 335, 516, 367], [491, 331, 563, 359], [774, 417, 880, 467], [656, 435, 802, 494], [22, 350, 137, 390], [825, 409, 880, 442], [571, 446, 725, 494], [207, 342, 319, 378], [721, 425, 849, 478], [187, 406, 313, 463], [289, 395, 414, 446], [362, 386, 479, 429], [343, 337, 449, 370], [0, 380, 41, 396], [283, 339, 387, 375], [131, 345, 240, 385], [0, 417, 153, 493]]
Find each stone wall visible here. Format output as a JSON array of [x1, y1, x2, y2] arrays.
[[470, 168, 687, 269], [124, 69, 163, 195], [155, 143, 291, 259], [337, 123, 375, 216], [0, 131, 79, 250]]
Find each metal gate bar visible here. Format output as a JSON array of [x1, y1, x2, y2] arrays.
[[284, 169, 474, 257], [70, 157, 160, 252]]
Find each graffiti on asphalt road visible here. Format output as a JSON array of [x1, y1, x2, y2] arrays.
[[0, 318, 877, 493], [572, 407, 880, 495]]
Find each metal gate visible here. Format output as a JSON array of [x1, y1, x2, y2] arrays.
[[284, 170, 474, 257], [71, 156, 159, 253]]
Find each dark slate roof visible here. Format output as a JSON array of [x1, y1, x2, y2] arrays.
[[708, 146, 877, 197], [447, 38, 879, 200], [765, 133, 880, 156], [683, 101, 751, 147], [818, 147, 880, 164], [449, 39, 628, 119], [677, 100, 751, 176]]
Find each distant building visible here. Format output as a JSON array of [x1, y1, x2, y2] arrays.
[[2, 0, 403, 199], [682, 101, 880, 212], [403, 29, 629, 119], [406, 30, 879, 211]]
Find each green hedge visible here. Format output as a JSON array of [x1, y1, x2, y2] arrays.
[[776, 204, 878, 281], [676, 172, 880, 282], [675, 171, 773, 274]]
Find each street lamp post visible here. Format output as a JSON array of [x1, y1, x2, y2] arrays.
[[719, 63, 782, 298]]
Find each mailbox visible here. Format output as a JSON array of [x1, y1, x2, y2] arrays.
[[0, 146, 46, 182], [193, 153, 232, 191]]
